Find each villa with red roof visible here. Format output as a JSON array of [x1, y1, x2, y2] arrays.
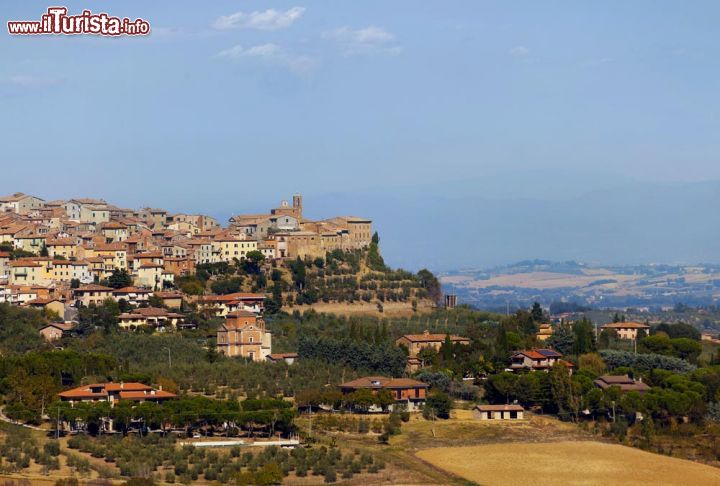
[[58, 382, 176, 406], [395, 330, 470, 371], [509, 348, 575, 373], [199, 292, 265, 316], [339, 376, 429, 412]]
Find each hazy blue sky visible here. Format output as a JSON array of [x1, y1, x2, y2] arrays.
[[2, 2, 720, 269]]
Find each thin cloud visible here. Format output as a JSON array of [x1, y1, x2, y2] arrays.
[[8, 75, 63, 88], [509, 46, 529, 57], [323, 26, 402, 56], [215, 43, 318, 74], [213, 7, 305, 31]]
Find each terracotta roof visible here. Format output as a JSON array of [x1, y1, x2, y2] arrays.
[[119, 390, 177, 400], [135, 252, 163, 258], [601, 322, 650, 329], [154, 291, 183, 298], [140, 263, 163, 269], [203, 293, 265, 302], [46, 238, 78, 246], [512, 348, 563, 360], [113, 287, 152, 294], [58, 382, 155, 399], [104, 382, 152, 392], [9, 261, 41, 268], [52, 260, 88, 266], [339, 376, 428, 390], [40, 322, 74, 332], [594, 375, 651, 392], [398, 332, 469, 343], [267, 353, 298, 360], [75, 284, 114, 292], [100, 221, 127, 230], [475, 404, 524, 412], [26, 298, 63, 305], [95, 243, 127, 252], [136, 307, 180, 317]]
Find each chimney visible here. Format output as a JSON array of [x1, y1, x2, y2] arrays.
[[423, 330, 430, 336], [120, 381, 124, 389]]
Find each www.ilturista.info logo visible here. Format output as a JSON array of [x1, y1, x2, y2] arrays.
[[8, 7, 150, 36]]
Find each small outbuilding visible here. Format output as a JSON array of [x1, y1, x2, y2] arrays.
[[474, 404, 525, 421]]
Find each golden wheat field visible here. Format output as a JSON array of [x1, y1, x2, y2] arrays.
[[416, 440, 720, 485]]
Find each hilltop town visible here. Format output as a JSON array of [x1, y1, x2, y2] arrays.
[[0, 192, 372, 290], [0, 191, 719, 485], [0, 191, 438, 361]]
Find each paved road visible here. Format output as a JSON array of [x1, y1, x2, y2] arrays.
[[0, 408, 44, 431]]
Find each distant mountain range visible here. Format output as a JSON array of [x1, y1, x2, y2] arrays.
[[440, 260, 720, 311], [300, 178, 720, 272]]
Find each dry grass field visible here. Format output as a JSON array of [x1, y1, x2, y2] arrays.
[[416, 440, 720, 485]]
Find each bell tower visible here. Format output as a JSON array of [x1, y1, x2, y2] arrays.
[[292, 193, 303, 220]]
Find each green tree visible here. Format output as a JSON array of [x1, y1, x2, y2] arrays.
[[254, 462, 284, 486], [108, 269, 133, 289], [572, 318, 596, 355], [530, 302, 544, 322], [366, 232, 386, 271], [424, 392, 452, 419], [549, 363, 579, 421], [242, 250, 265, 274], [290, 257, 306, 290], [417, 269, 441, 304], [547, 323, 574, 355]]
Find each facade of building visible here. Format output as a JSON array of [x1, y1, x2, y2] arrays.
[[509, 348, 575, 373], [395, 331, 470, 357], [39, 322, 75, 341], [216, 310, 271, 361], [118, 307, 183, 330], [536, 323, 553, 341], [72, 284, 115, 307], [474, 404, 525, 420], [338, 376, 429, 412], [600, 322, 651, 340], [0, 193, 45, 214]]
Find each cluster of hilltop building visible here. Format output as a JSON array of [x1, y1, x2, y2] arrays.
[[0, 191, 371, 319]]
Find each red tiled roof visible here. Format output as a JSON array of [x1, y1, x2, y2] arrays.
[[75, 284, 114, 292], [25, 298, 63, 305], [119, 390, 177, 400], [475, 404, 524, 412], [601, 322, 650, 329], [398, 333, 469, 343], [512, 348, 563, 360], [40, 322, 75, 332], [203, 293, 265, 302], [113, 287, 152, 294]]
